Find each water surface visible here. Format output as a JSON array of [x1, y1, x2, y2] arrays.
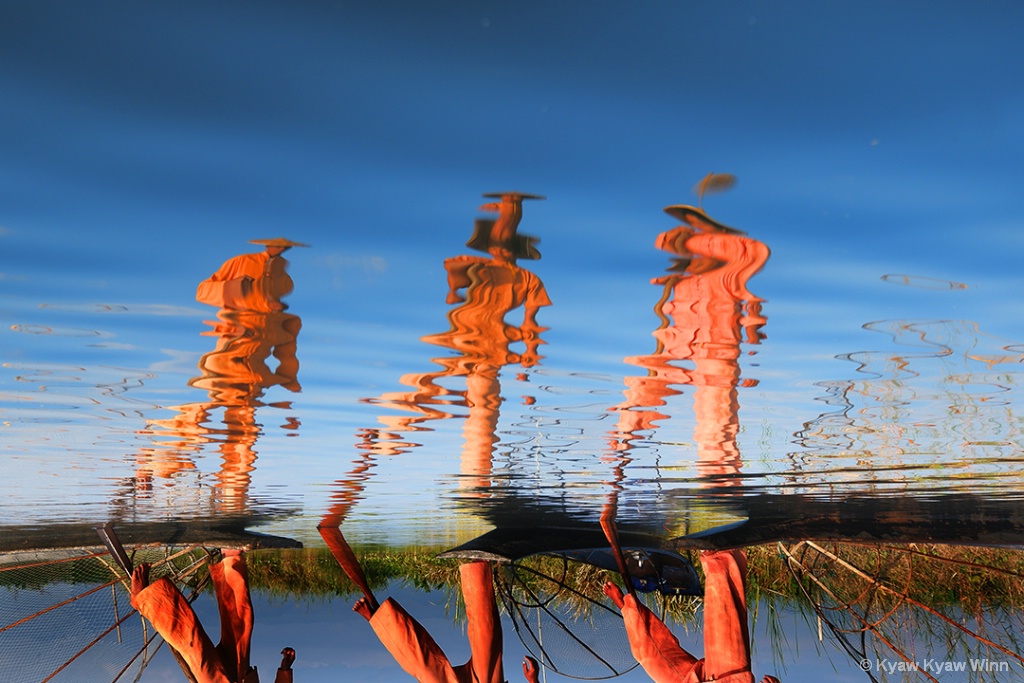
[[3, 2, 1024, 681]]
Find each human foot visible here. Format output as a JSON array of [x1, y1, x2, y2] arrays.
[[602, 581, 625, 608], [353, 597, 377, 621]]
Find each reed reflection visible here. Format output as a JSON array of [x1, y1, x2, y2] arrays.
[[361, 192, 551, 490], [795, 316, 1024, 493], [611, 188, 769, 487], [134, 238, 306, 513]]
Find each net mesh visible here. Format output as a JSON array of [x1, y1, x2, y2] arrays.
[[1, 544, 213, 683], [495, 554, 641, 680]]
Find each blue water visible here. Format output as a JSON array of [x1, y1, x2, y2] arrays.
[[3, 3, 1024, 680], [4, 0, 1024, 539]]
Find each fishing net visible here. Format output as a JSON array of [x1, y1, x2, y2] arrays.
[[494, 548, 702, 680], [779, 540, 1024, 682], [0, 542, 214, 683]]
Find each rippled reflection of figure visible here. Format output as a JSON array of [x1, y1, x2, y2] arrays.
[[196, 238, 308, 313], [134, 238, 306, 510], [427, 192, 549, 363], [364, 193, 551, 490], [318, 525, 539, 683], [611, 203, 769, 484], [130, 549, 296, 683]]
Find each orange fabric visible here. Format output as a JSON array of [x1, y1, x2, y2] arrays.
[[620, 593, 700, 683], [370, 599, 462, 683], [613, 224, 769, 487], [130, 557, 258, 683], [193, 311, 302, 401], [197, 251, 294, 312], [369, 562, 504, 683], [620, 550, 761, 683], [362, 253, 549, 463], [423, 255, 551, 370], [699, 550, 753, 682], [209, 556, 256, 682], [440, 255, 551, 328], [131, 578, 234, 683], [133, 309, 301, 510], [457, 562, 504, 683], [650, 232, 768, 360]]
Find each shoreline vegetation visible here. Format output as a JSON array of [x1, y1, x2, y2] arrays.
[[242, 542, 1024, 614], [5, 542, 1024, 616]]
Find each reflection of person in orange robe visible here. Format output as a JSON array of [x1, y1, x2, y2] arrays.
[[133, 239, 305, 511], [363, 193, 551, 492], [196, 238, 308, 313], [611, 204, 769, 484], [130, 550, 296, 683], [317, 525, 539, 683]]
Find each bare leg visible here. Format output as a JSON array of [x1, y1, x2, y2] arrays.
[[600, 502, 637, 599], [459, 562, 503, 683], [209, 552, 254, 681]]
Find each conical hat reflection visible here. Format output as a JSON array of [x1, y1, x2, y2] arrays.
[[611, 197, 769, 489]]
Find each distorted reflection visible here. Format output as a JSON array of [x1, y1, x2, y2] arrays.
[[610, 195, 769, 488], [196, 237, 307, 313], [133, 238, 306, 513], [361, 193, 551, 491], [795, 316, 1024, 493]]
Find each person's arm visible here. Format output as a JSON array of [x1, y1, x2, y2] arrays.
[[130, 565, 230, 683], [522, 656, 540, 683], [274, 647, 295, 683], [196, 254, 255, 308]]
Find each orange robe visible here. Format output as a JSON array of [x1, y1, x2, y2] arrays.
[[368, 562, 504, 683], [131, 556, 291, 683], [620, 550, 773, 683], [196, 252, 294, 312]]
